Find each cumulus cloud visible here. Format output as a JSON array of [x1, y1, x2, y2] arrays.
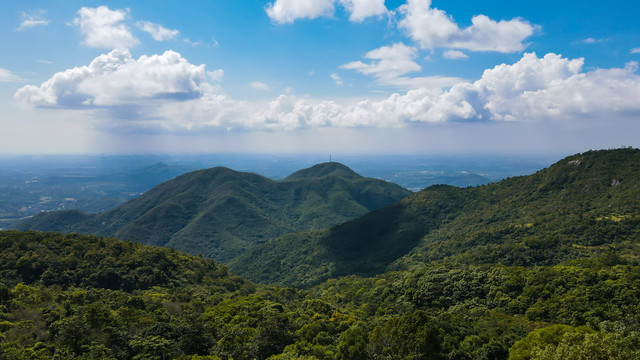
[[253, 88, 452, 128], [0, 68, 25, 83], [397, 0, 536, 52], [254, 53, 640, 128], [341, 42, 463, 88], [250, 94, 416, 129], [72, 6, 139, 49], [14, 49, 211, 108], [17, 10, 50, 30], [14, 51, 640, 132], [266, 0, 335, 23], [632, 48, 640, 54], [420, 53, 640, 122], [251, 81, 271, 91], [330, 73, 343, 86], [443, 50, 468, 59], [13, 50, 243, 132], [136, 20, 179, 41], [339, 0, 387, 22], [489, 56, 640, 121], [266, 0, 387, 23]]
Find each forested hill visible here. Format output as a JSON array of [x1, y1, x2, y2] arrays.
[[3, 230, 640, 358], [283, 162, 360, 181], [230, 148, 640, 287], [0, 231, 244, 291], [14, 162, 410, 262]]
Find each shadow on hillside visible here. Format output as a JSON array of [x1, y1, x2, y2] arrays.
[[320, 185, 465, 278]]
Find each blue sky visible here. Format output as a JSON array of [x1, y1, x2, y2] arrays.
[[1, 0, 639, 154]]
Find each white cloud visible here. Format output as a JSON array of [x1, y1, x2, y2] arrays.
[[0, 68, 25, 82], [14, 51, 640, 133], [17, 10, 50, 30], [342, 43, 420, 81], [632, 48, 640, 54], [428, 53, 640, 122], [443, 50, 468, 59], [207, 69, 224, 82], [331, 73, 343, 86], [72, 6, 138, 49], [14, 50, 242, 132], [339, 0, 387, 22], [251, 81, 271, 91], [397, 0, 536, 52], [266, 0, 335, 23], [136, 20, 179, 41], [253, 53, 640, 128], [253, 89, 448, 128], [581, 37, 605, 44], [341, 42, 463, 88], [151, 93, 244, 131], [265, 0, 387, 23], [14, 49, 210, 108]]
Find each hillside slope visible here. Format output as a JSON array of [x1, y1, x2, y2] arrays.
[[230, 148, 640, 287], [15, 163, 410, 262], [4, 230, 640, 359], [0, 230, 244, 291]]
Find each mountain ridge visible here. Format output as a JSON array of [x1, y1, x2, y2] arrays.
[[4, 150, 640, 359], [230, 148, 640, 287], [15, 162, 411, 262]]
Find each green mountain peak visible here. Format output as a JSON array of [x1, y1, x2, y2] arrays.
[[15, 162, 410, 263], [283, 162, 360, 181]]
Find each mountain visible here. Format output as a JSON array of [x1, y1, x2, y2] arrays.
[[4, 216, 640, 358], [15, 162, 411, 262], [4, 148, 640, 358], [230, 148, 640, 287]]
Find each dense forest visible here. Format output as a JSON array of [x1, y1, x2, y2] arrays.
[[1, 230, 640, 359], [232, 148, 640, 287], [2, 149, 640, 359]]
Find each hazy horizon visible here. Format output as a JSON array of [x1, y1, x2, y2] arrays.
[[1, 1, 639, 154]]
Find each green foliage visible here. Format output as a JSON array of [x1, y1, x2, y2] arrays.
[[0, 229, 639, 358], [16, 163, 410, 263], [336, 325, 368, 360], [3, 149, 640, 359], [368, 311, 442, 360], [233, 149, 640, 287], [509, 325, 595, 360], [512, 323, 640, 360], [0, 231, 241, 291], [230, 184, 464, 286]]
